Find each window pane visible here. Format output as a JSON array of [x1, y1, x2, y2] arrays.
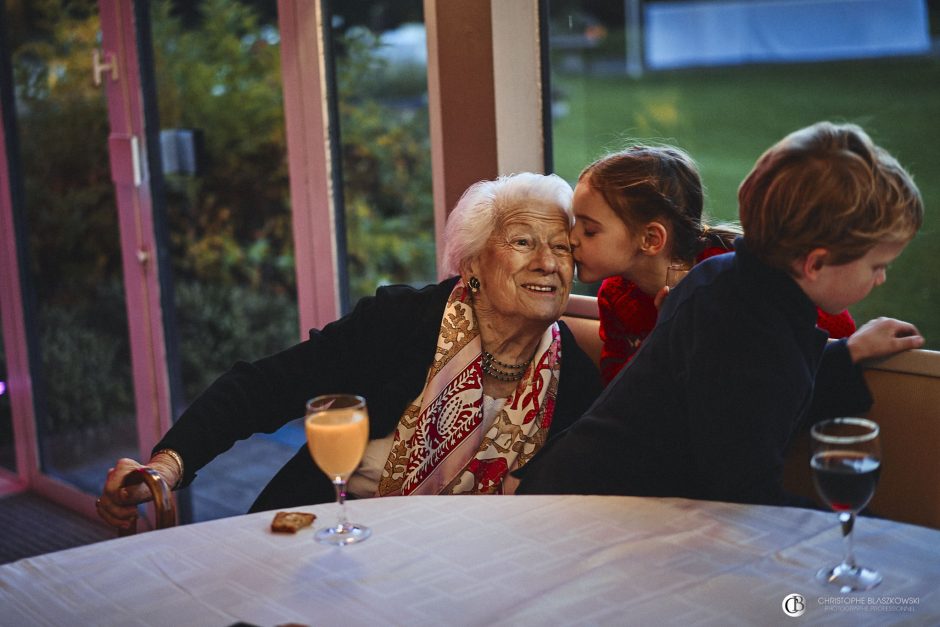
[[7, 5, 138, 490], [328, 1, 435, 308], [148, 0, 300, 520], [548, 1, 940, 349]]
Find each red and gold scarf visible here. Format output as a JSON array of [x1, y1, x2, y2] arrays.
[[376, 282, 561, 496]]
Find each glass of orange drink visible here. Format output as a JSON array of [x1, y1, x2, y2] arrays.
[[305, 394, 371, 545]]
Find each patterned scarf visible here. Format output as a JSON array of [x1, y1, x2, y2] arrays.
[[376, 282, 562, 496]]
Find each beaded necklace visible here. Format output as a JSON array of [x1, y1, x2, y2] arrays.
[[481, 351, 531, 382]]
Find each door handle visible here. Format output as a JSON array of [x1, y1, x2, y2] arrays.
[[92, 49, 119, 86]]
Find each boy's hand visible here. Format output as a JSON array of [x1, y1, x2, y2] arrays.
[[847, 317, 925, 363]]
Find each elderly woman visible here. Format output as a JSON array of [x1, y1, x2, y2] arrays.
[[97, 172, 602, 529]]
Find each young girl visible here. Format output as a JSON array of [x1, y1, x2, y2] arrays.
[[570, 144, 856, 384]]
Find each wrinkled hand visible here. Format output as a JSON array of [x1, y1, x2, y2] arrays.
[[847, 317, 925, 364], [96, 458, 152, 530]]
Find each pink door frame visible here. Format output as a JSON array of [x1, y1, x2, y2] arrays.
[[0, 85, 37, 494], [278, 0, 342, 334]]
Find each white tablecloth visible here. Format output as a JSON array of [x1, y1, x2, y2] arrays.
[[2, 495, 938, 626]]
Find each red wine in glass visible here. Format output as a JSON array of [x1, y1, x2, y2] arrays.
[[811, 451, 880, 513]]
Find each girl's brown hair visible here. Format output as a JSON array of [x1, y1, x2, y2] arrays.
[[579, 145, 739, 264]]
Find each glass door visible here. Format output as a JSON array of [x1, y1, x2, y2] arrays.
[[5, 3, 141, 496], [0, 1, 176, 514]]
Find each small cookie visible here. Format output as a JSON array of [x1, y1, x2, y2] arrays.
[[271, 511, 316, 534]]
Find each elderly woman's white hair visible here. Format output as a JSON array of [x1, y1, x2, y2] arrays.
[[442, 172, 574, 276]]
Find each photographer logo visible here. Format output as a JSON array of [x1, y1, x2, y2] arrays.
[[782, 593, 807, 617]]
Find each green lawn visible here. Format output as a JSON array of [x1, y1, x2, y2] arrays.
[[552, 54, 940, 349]]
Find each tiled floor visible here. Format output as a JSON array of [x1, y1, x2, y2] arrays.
[[0, 419, 305, 565]]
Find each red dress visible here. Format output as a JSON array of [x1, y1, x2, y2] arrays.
[[597, 247, 856, 384]]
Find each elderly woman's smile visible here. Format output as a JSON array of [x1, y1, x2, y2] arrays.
[[521, 283, 558, 293], [470, 211, 574, 326]]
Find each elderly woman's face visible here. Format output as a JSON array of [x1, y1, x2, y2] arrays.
[[470, 206, 574, 325]]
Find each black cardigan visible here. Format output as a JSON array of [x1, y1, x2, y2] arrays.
[[154, 277, 602, 511]]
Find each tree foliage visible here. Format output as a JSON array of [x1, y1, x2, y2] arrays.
[[6, 0, 435, 427], [152, 0, 293, 293], [335, 26, 434, 303]]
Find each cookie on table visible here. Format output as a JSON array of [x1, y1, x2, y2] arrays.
[[270, 511, 316, 534]]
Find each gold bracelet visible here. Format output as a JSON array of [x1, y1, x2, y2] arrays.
[[153, 448, 184, 490]]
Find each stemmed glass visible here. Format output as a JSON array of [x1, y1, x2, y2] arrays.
[[305, 394, 372, 545], [810, 417, 882, 592]]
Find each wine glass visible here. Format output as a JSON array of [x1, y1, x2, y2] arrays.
[[305, 394, 372, 545], [810, 417, 882, 592]]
